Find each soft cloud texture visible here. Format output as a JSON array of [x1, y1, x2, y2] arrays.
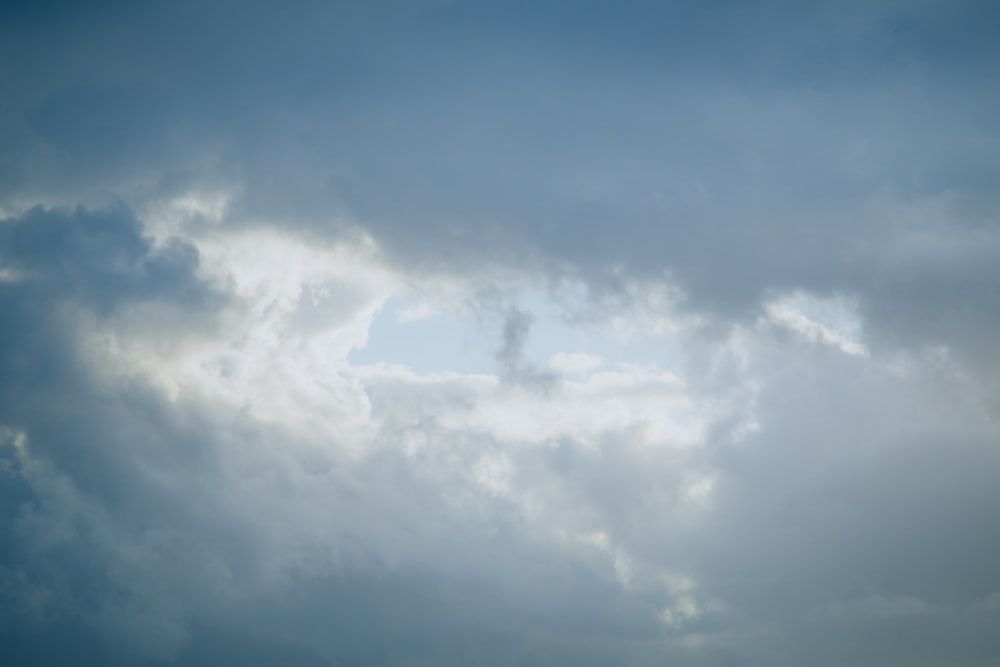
[[2, 1, 1000, 665]]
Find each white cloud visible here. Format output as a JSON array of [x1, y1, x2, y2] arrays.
[[549, 351, 603, 375], [763, 290, 867, 356]]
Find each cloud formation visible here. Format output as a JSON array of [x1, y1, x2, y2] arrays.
[[2, 1, 1000, 665]]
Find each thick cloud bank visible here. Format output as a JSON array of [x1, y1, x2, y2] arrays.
[[2, 2, 1000, 665]]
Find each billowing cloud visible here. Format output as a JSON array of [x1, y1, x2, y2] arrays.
[[2, 1, 1000, 665]]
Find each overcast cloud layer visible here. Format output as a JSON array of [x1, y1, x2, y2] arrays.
[[2, 2, 1000, 665]]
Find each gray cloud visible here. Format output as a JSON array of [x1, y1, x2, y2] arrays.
[[495, 308, 557, 390], [2, 1, 1000, 665], [4, 0, 996, 382]]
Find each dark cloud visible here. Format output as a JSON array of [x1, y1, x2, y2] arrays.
[[0, 206, 254, 664], [0, 205, 212, 310], [495, 308, 557, 389], [2, 0, 992, 368]]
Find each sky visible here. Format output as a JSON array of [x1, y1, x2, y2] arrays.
[[1, 1, 1000, 665]]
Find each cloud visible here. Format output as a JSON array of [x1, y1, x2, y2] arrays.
[[2, 1, 1000, 665], [818, 595, 944, 621], [1, 201, 999, 666], [494, 308, 558, 390]]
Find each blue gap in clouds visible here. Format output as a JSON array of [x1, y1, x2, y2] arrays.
[[348, 298, 495, 375], [350, 294, 683, 377]]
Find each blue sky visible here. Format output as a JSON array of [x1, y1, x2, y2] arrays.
[[2, 1, 1000, 665]]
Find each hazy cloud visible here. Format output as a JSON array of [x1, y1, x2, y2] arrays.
[[2, 1, 1000, 665]]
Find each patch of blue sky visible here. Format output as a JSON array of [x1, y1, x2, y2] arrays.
[[350, 290, 685, 377], [520, 289, 685, 373], [348, 296, 495, 374]]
